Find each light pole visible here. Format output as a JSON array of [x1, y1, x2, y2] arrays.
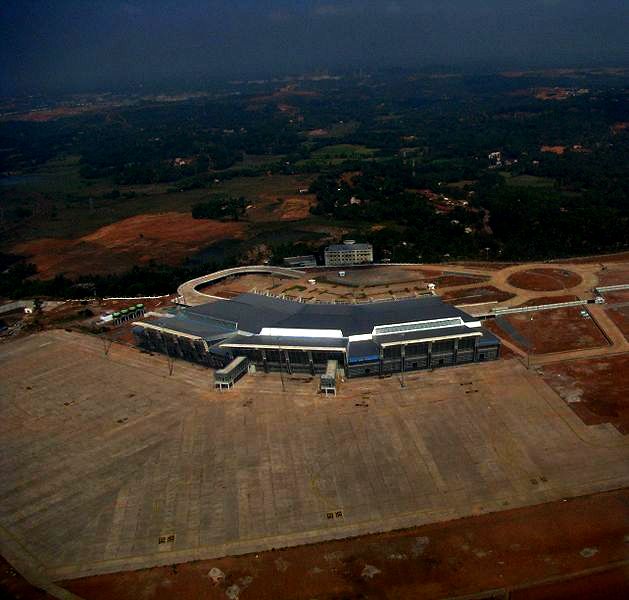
[[278, 344, 286, 392]]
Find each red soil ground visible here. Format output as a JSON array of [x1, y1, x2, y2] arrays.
[[540, 145, 567, 154], [13, 213, 247, 279], [542, 354, 629, 434], [598, 287, 629, 343], [606, 305, 629, 342], [441, 285, 515, 304], [61, 489, 629, 600], [507, 268, 582, 292], [488, 306, 608, 354], [434, 274, 489, 287], [596, 265, 629, 286], [512, 565, 629, 600], [602, 291, 629, 304]]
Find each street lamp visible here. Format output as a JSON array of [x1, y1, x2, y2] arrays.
[[278, 344, 286, 392]]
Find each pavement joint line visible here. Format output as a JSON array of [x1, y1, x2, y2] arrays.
[[3, 326, 629, 581], [46, 479, 629, 580]]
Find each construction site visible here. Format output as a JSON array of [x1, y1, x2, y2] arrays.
[[1, 255, 629, 599]]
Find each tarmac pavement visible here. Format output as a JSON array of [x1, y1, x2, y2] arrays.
[[1, 330, 628, 583]]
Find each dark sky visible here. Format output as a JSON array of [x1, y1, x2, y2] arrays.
[[1, 0, 628, 93]]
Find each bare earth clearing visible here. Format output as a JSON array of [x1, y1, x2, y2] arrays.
[[507, 268, 583, 292], [487, 306, 609, 354], [542, 355, 629, 434], [13, 213, 247, 278]]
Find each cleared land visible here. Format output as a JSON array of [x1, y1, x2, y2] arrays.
[[507, 268, 583, 292], [1, 330, 628, 585], [61, 489, 629, 600], [602, 290, 629, 343], [13, 213, 247, 278], [441, 285, 515, 304], [597, 264, 629, 286], [486, 306, 608, 354], [542, 355, 629, 434]]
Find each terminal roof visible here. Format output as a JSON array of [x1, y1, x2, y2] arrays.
[[220, 333, 348, 351], [146, 312, 235, 341], [189, 293, 473, 337], [374, 325, 480, 346]]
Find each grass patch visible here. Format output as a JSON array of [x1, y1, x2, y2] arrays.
[[212, 174, 314, 198]]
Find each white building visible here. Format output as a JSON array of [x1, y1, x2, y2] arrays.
[[324, 240, 373, 266]]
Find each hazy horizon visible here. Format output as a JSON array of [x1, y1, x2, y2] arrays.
[[1, 0, 628, 94]]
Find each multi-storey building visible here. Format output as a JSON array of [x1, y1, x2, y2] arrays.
[[324, 241, 373, 266]]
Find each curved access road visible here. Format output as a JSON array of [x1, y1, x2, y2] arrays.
[[177, 266, 305, 306], [443, 261, 601, 308]]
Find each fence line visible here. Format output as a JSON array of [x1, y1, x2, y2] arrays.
[[492, 299, 588, 316]]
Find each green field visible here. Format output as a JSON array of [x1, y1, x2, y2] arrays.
[[213, 173, 313, 198]]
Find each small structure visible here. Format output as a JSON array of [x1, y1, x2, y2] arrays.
[[320, 360, 338, 396], [283, 255, 317, 268], [112, 304, 145, 326], [214, 356, 249, 390], [488, 151, 502, 168]]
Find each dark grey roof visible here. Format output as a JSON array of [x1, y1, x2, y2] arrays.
[[220, 334, 348, 351], [375, 325, 481, 345], [478, 330, 501, 347], [141, 313, 236, 342], [188, 293, 474, 337]]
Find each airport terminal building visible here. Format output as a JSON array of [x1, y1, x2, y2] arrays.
[[132, 292, 500, 378]]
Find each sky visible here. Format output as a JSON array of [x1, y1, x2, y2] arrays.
[[1, 0, 628, 94]]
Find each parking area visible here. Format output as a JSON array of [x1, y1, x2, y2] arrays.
[[1, 330, 628, 582]]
